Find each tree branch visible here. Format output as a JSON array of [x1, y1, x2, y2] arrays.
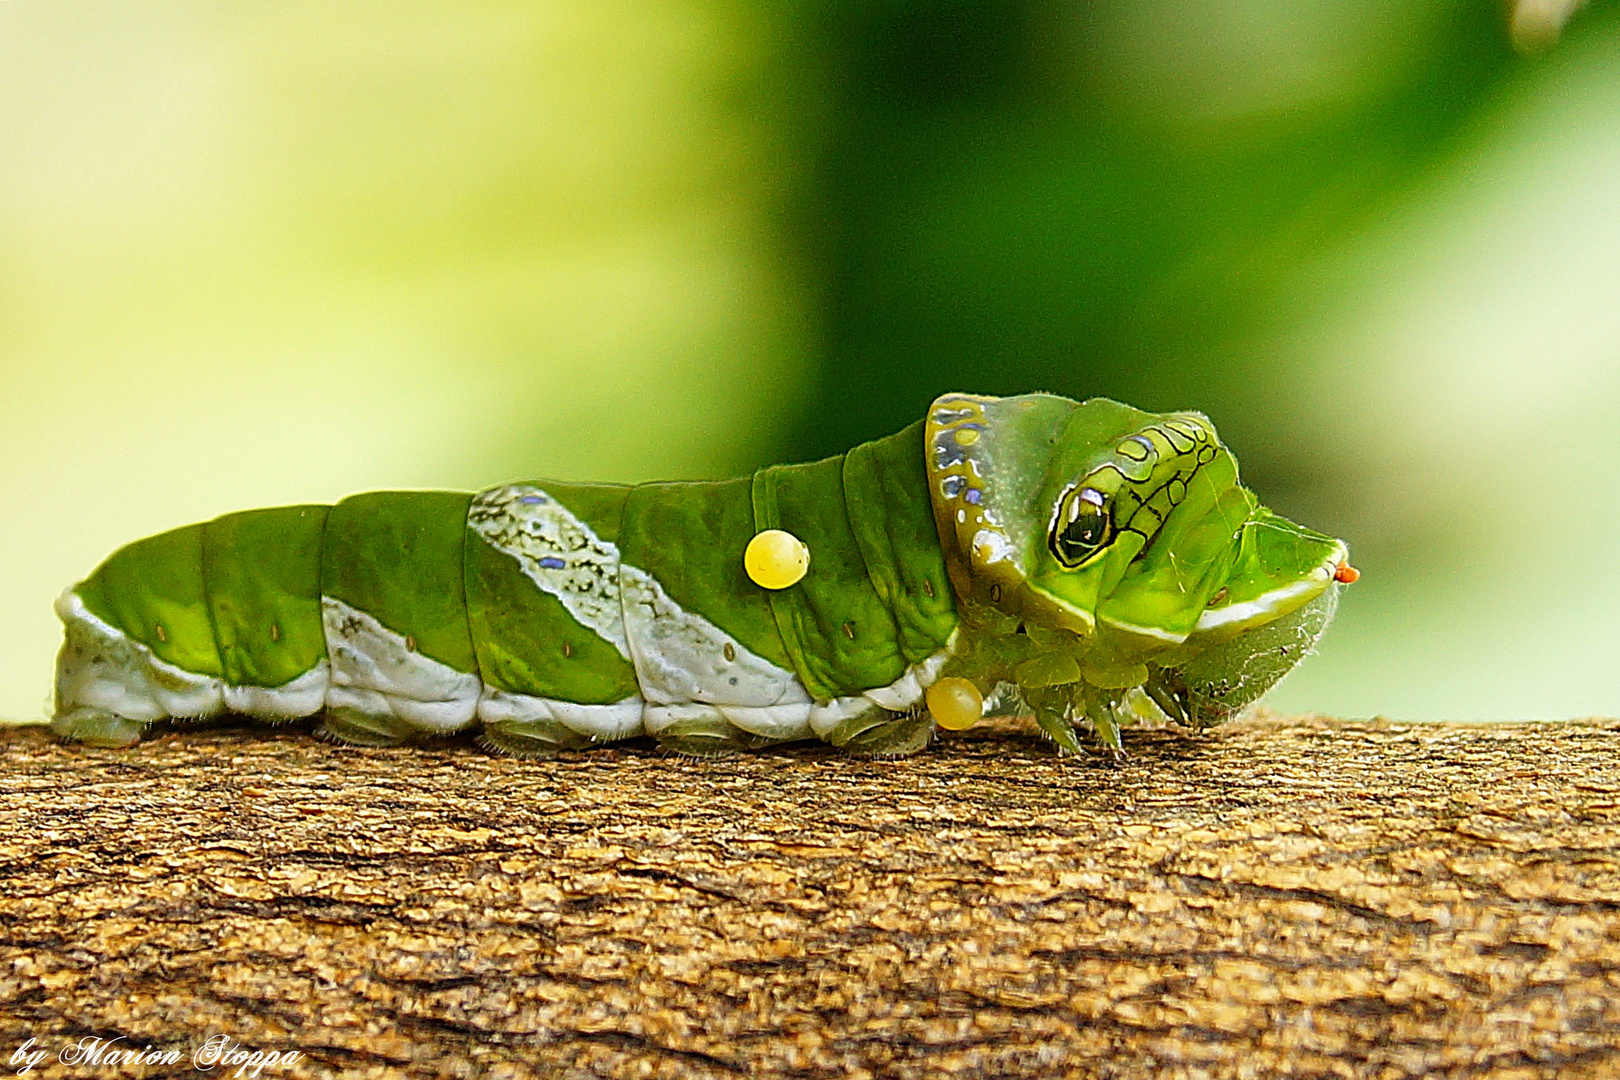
[[0, 715, 1616, 1078]]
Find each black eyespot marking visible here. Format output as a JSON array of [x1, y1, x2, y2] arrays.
[[1050, 486, 1114, 568]]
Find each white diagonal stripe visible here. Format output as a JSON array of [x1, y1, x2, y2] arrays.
[[469, 484, 631, 659], [619, 563, 809, 708]]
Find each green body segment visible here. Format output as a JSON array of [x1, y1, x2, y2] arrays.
[[1094, 478, 1247, 642], [75, 522, 225, 678], [1213, 508, 1341, 625], [619, 477, 798, 671], [839, 421, 957, 666], [464, 482, 639, 705], [1022, 398, 1172, 626], [936, 393, 1081, 608], [322, 491, 478, 672], [204, 506, 329, 688], [754, 455, 908, 701]]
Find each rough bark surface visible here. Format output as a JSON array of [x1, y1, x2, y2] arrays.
[[0, 715, 1615, 1080]]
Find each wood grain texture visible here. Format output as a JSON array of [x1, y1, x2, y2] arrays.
[[0, 715, 1616, 1080]]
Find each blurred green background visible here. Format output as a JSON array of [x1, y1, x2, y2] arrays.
[[2, 0, 1617, 723]]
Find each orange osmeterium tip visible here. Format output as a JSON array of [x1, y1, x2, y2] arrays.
[[1334, 562, 1360, 584]]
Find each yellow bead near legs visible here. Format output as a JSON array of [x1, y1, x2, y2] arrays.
[[926, 677, 983, 731], [744, 529, 810, 590]]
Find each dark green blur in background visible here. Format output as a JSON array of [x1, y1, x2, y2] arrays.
[[787, 0, 1509, 481]]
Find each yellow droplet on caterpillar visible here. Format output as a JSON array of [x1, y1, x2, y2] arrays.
[[926, 677, 983, 731], [744, 529, 810, 590]]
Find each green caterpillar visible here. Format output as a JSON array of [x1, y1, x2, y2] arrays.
[[52, 392, 1355, 757]]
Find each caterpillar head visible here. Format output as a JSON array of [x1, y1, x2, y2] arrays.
[[926, 392, 1349, 719]]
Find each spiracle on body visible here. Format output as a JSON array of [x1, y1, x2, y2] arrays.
[[51, 392, 1355, 759]]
